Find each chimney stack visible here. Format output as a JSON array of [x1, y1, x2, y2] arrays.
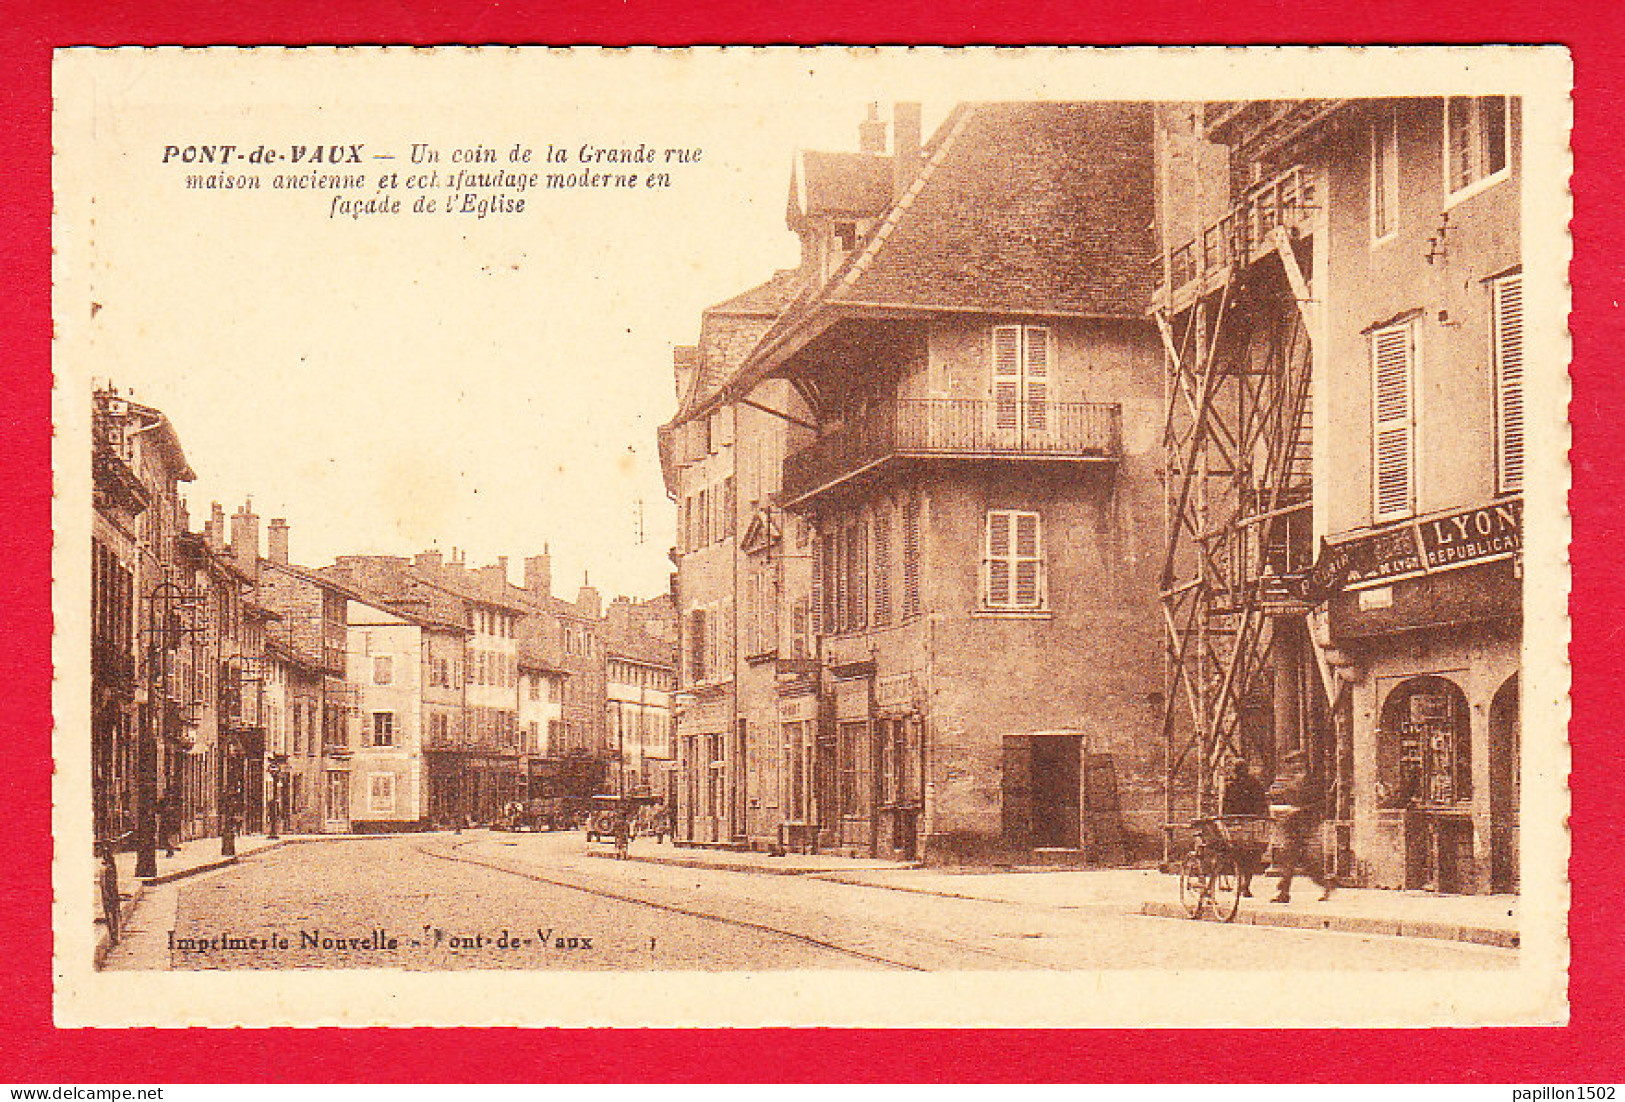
[[477, 559, 509, 591], [230, 502, 260, 577], [524, 548, 552, 599], [267, 518, 290, 565], [206, 502, 226, 552], [414, 549, 443, 574], [858, 102, 887, 155], [576, 572, 601, 619], [893, 102, 922, 200]]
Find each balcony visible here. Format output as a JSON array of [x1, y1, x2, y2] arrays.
[[781, 397, 1122, 505], [1151, 164, 1316, 315]]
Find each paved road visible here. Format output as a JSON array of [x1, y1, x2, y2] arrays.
[[104, 832, 1516, 972]]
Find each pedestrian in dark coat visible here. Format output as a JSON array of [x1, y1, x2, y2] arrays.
[[1220, 758, 1268, 897], [1272, 752, 1335, 903]]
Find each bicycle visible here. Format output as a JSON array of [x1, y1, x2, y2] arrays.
[[1180, 815, 1270, 922]]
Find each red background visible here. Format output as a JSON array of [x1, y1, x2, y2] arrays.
[[2, 3, 1617, 1081]]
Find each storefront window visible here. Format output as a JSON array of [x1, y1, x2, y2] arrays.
[[1377, 676, 1472, 808]]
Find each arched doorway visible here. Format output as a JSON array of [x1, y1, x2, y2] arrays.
[[1378, 675, 1474, 891], [1489, 673, 1520, 893]]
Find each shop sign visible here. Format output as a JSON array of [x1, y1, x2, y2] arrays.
[[777, 694, 817, 724], [875, 672, 921, 712], [1309, 497, 1520, 595]]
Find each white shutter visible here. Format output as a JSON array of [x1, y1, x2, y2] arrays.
[[1494, 275, 1524, 493], [993, 326, 1021, 430], [1014, 512, 1042, 608], [1024, 327, 1049, 432], [985, 511, 1012, 608], [1371, 322, 1414, 521]]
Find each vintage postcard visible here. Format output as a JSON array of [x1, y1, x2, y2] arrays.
[[52, 46, 1571, 1027]]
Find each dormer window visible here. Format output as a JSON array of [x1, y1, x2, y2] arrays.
[[834, 221, 857, 253]]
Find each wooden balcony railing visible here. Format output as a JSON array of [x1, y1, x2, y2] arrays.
[[1151, 164, 1316, 307], [782, 398, 1122, 503]]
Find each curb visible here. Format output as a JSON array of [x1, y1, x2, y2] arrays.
[[93, 881, 147, 970], [1139, 900, 1520, 949], [583, 847, 866, 876]]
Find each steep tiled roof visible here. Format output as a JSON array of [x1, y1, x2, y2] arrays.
[[710, 102, 1155, 414], [829, 102, 1154, 317]]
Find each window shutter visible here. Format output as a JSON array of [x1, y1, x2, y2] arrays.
[[1015, 512, 1042, 608], [903, 493, 921, 621], [993, 326, 1021, 429], [985, 511, 1012, 608], [1371, 323, 1414, 520], [1494, 275, 1524, 493], [834, 525, 850, 633], [853, 519, 868, 630], [810, 530, 824, 636], [1024, 327, 1049, 432], [873, 503, 892, 627]]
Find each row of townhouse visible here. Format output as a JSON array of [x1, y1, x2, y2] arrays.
[[320, 547, 675, 830], [660, 96, 1525, 893], [92, 394, 286, 868], [92, 392, 677, 849]]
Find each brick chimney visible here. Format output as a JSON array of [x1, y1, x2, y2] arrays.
[[524, 548, 552, 599], [267, 518, 290, 565], [206, 502, 226, 552], [414, 549, 443, 574], [576, 573, 601, 619], [858, 102, 886, 155], [477, 559, 509, 591], [230, 502, 259, 577], [893, 102, 922, 199]]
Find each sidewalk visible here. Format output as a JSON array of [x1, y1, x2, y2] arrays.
[[94, 833, 284, 969], [593, 838, 1518, 949]]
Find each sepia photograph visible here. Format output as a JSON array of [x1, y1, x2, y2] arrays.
[[51, 46, 1571, 1027]]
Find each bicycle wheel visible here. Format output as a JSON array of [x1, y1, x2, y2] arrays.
[[1179, 852, 1208, 919], [1212, 851, 1244, 923]]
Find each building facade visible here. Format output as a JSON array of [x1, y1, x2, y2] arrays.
[[664, 103, 1169, 863], [1153, 97, 1522, 893]]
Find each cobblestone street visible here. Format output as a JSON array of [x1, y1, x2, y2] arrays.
[[103, 833, 1518, 973]]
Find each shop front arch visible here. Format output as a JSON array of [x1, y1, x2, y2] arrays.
[[1489, 673, 1520, 892], [1376, 675, 1473, 810]]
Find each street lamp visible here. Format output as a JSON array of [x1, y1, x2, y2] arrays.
[[138, 578, 201, 879]]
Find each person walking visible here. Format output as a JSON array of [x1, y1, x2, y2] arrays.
[[1271, 751, 1335, 903], [156, 791, 177, 858]]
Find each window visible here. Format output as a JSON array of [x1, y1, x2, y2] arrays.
[[547, 677, 560, 703], [431, 656, 449, 687], [529, 677, 540, 700], [372, 654, 393, 685], [369, 772, 395, 813], [370, 711, 395, 748], [1371, 320, 1417, 521], [1445, 96, 1510, 200], [1371, 105, 1399, 242], [722, 477, 736, 541], [834, 221, 857, 252], [982, 510, 1045, 611], [688, 608, 707, 683], [1493, 273, 1524, 493], [992, 325, 1050, 432], [846, 518, 868, 632]]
